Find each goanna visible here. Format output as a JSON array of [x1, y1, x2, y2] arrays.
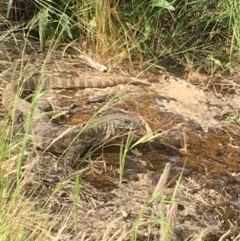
[[2, 76, 146, 166]]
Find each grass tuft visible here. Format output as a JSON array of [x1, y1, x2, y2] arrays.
[[2, 0, 240, 71]]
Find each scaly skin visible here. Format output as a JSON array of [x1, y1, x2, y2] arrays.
[[2, 78, 145, 165], [23, 73, 136, 90]]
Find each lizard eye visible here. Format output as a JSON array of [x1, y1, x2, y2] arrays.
[[122, 119, 136, 129], [123, 119, 131, 125]]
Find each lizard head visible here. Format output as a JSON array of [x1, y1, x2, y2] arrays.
[[94, 112, 150, 138]]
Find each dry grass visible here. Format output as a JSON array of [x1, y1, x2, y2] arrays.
[[1, 2, 240, 240]]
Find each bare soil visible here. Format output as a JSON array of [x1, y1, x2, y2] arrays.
[[0, 45, 240, 240]]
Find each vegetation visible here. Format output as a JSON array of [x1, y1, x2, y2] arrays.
[[3, 0, 240, 73], [0, 0, 240, 240]]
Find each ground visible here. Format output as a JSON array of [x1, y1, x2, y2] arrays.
[[0, 45, 240, 240]]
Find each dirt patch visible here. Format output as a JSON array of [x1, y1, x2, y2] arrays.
[[1, 50, 240, 240]]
